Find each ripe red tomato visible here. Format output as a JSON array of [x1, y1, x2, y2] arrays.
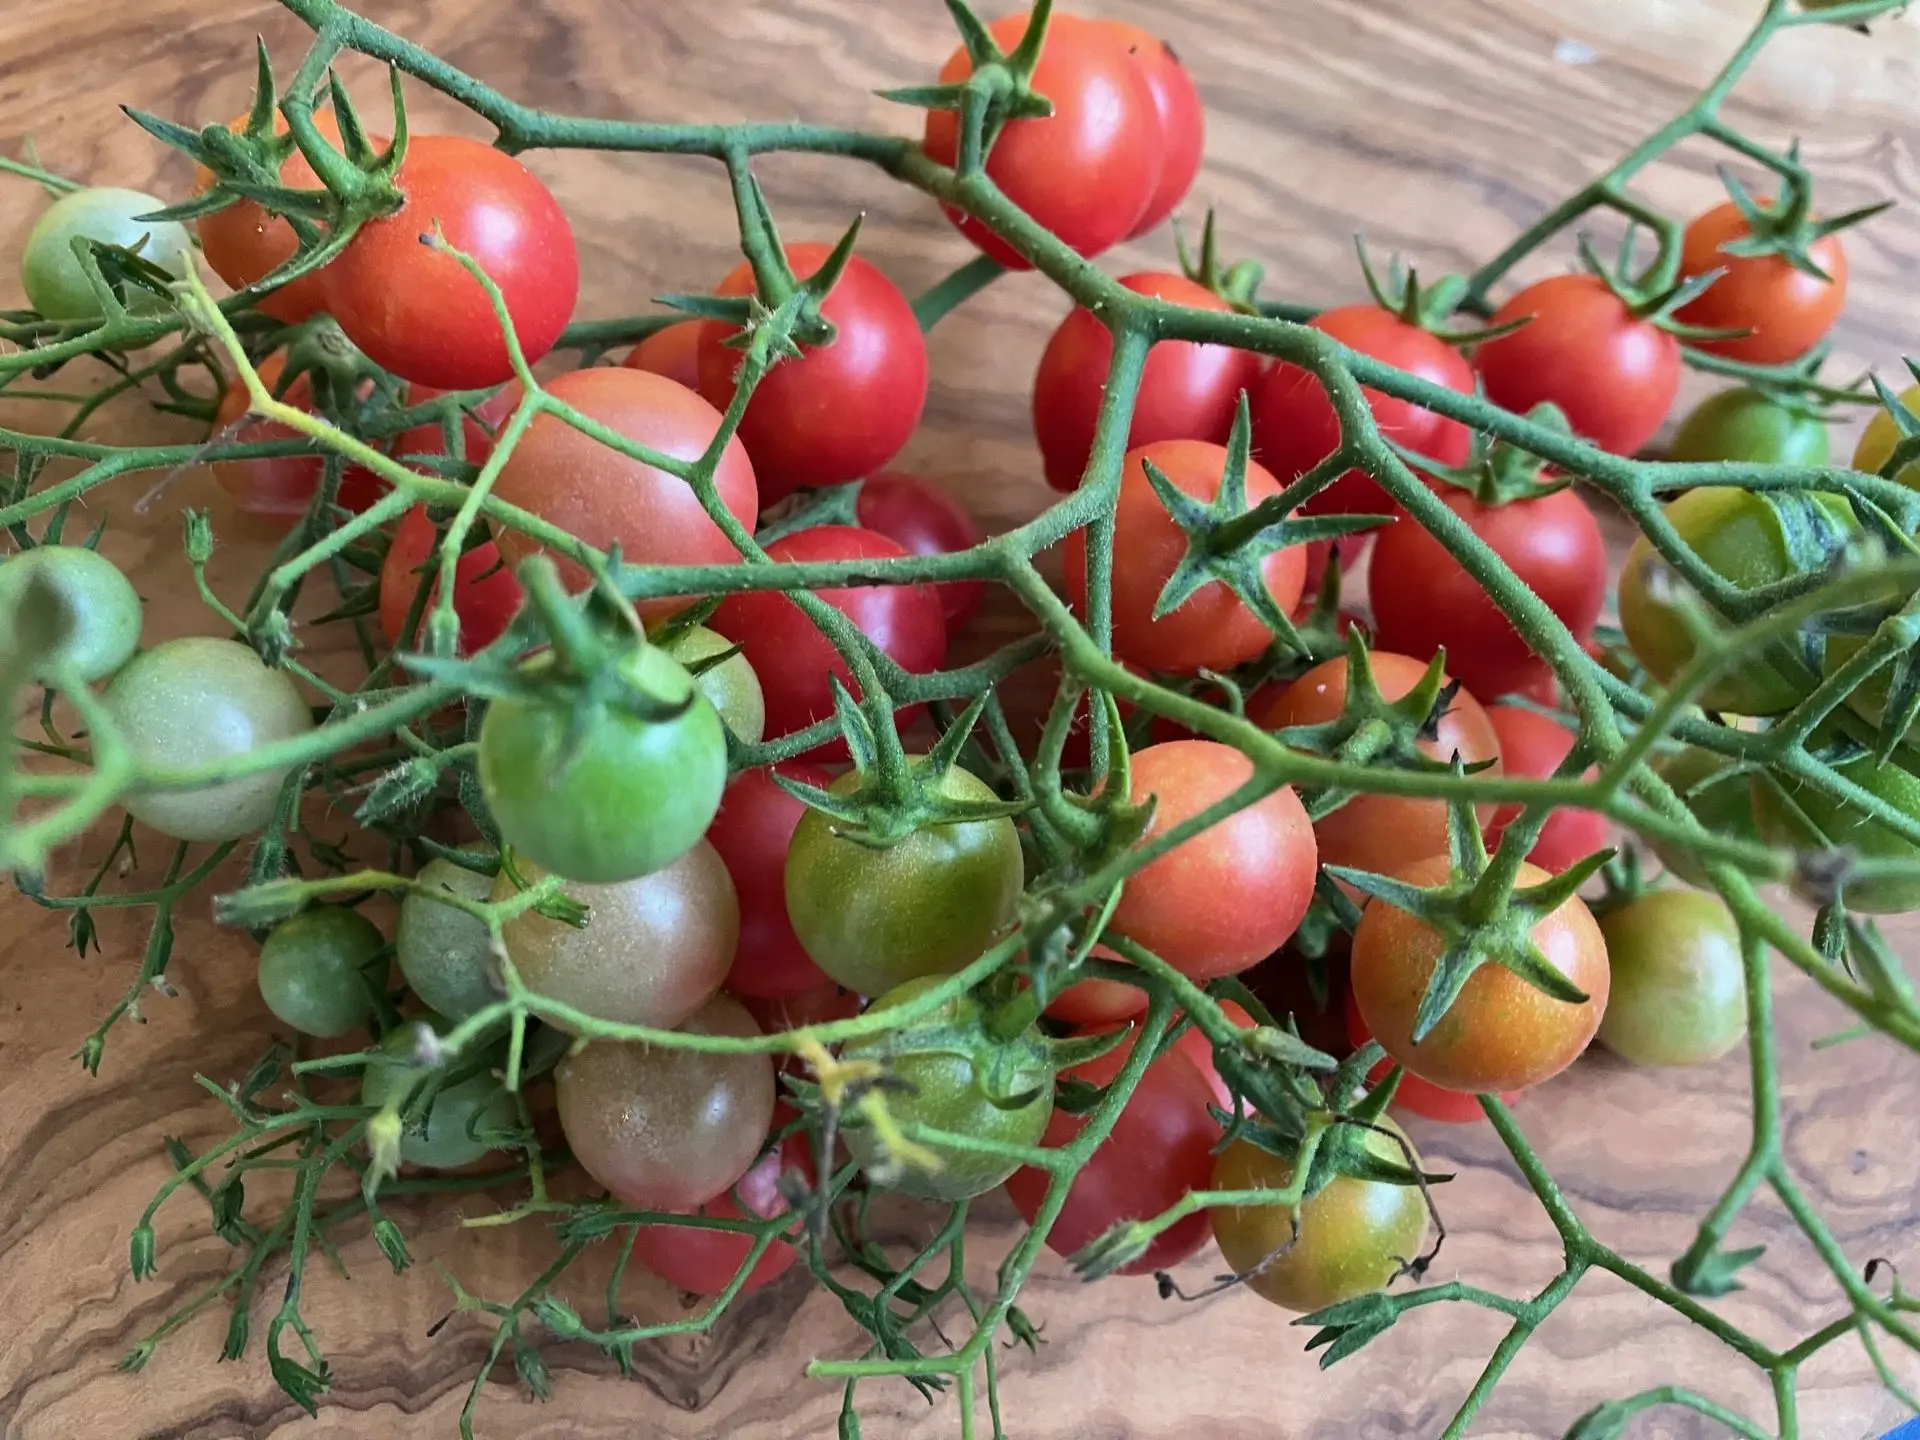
[[629, 1114, 813, 1296], [1484, 705, 1610, 874], [1475, 274, 1680, 455], [1350, 855, 1610, 1093], [1063, 439, 1306, 674], [1004, 1029, 1219, 1274], [325, 134, 579, 390], [489, 367, 758, 624], [1107, 740, 1317, 980], [924, 13, 1159, 267], [622, 321, 703, 389], [705, 764, 836, 999], [855, 472, 986, 634], [1674, 202, 1847, 366], [1248, 304, 1474, 519], [1033, 272, 1260, 493], [1368, 483, 1607, 701], [1171, 999, 1256, 1112], [378, 506, 522, 654], [210, 354, 387, 520], [740, 982, 863, 1042], [695, 243, 927, 501], [709, 525, 947, 748], [1256, 652, 1503, 879], [1342, 988, 1517, 1123], [1045, 961, 1150, 1029], [1097, 22, 1204, 239]]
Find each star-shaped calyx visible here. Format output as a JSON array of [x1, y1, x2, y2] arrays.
[[879, 0, 1061, 177], [1706, 159, 1892, 283]]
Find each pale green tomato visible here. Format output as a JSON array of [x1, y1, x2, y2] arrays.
[[660, 624, 766, 745], [0, 545, 142, 682], [21, 186, 192, 320], [361, 1017, 518, 1169], [396, 858, 500, 1021]]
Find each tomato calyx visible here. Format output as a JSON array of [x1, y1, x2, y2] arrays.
[[1352, 237, 1519, 346], [880, 0, 1061, 176], [661, 190, 861, 351], [1567, 233, 1747, 344], [1172, 210, 1265, 312], [1417, 407, 1575, 508], [1704, 164, 1892, 282]]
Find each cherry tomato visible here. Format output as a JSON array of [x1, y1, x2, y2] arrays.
[[378, 506, 522, 655], [1106, 740, 1317, 981], [1475, 274, 1680, 455], [630, 1114, 814, 1296], [1032, 273, 1259, 492], [786, 763, 1025, 997], [1211, 1121, 1429, 1313], [924, 13, 1159, 267], [21, 186, 191, 320], [555, 994, 776, 1210], [709, 525, 947, 749], [1597, 889, 1747, 1067], [396, 858, 499, 1022], [1669, 387, 1830, 467], [1369, 483, 1606, 701], [1063, 439, 1306, 674], [1248, 304, 1474, 518], [1098, 22, 1204, 238], [360, 1018, 518, 1170], [1855, 382, 1920, 488], [660, 623, 766, 747], [256, 907, 389, 1039], [856, 472, 986, 634], [1674, 202, 1848, 366], [706, 764, 837, 999], [1485, 705, 1610, 873], [490, 366, 759, 624], [1046, 963, 1151, 1029], [325, 134, 578, 390], [622, 321, 703, 389], [1350, 855, 1610, 1093], [1342, 989, 1517, 1123], [740, 983, 864, 1040], [1004, 1029, 1219, 1274], [695, 244, 927, 501], [1646, 745, 1766, 890], [1171, 1000, 1257, 1113], [0, 545, 141, 683], [210, 354, 389, 520], [1257, 652, 1503, 879], [1752, 745, 1920, 914]]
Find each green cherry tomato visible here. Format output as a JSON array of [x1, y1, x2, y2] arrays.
[[477, 643, 728, 885], [1854, 382, 1920, 490], [785, 764, 1025, 997], [660, 623, 766, 746], [257, 907, 390, 1038], [1211, 1120, 1430, 1313], [0, 545, 142, 683], [1668, 388, 1830, 468], [103, 636, 316, 842], [1647, 745, 1765, 889], [396, 858, 499, 1021], [21, 186, 192, 320], [1618, 486, 1854, 715], [1597, 889, 1747, 1067], [361, 1017, 517, 1169], [1752, 745, 1920, 914], [840, 976, 1054, 1202]]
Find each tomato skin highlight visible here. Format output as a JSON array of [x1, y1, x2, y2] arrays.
[[707, 764, 837, 999], [1485, 705, 1611, 874], [1032, 273, 1258, 492], [1351, 856, 1610, 1094], [1248, 304, 1474, 518], [1475, 274, 1680, 456], [325, 134, 579, 390], [924, 13, 1159, 267], [1098, 21, 1205, 239], [378, 506, 522, 655], [490, 367, 759, 625], [1003, 1030, 1220, 1274], [696, 244, 928, 501], [855, 472, 986, 634], [1063, 439, 1306, 674], [1674, 202, 1848, 366], [1369, 484, 1607, 702]]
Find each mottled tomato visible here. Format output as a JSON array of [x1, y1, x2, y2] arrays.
[[1369, 484, 1607, 701], [1485, 705, 1610, 873], [706, 764, 837, 999], [378, 506, 522, 654], [1033, 273, 1260, 491], [1171, 1000, 1257, 1112], [695, 243, 927, 500], [856, 472, 986, 633], [1004, 1030, 1219, 1274], [211, 355, 386, 520], [1063, 439, 1306, 673], [1257, 652, 1503, 878], [1668, 387, 1830, 467], [1098, 21, 1204, 238], [490, 366, 759, 624], [622, 321, 703, 389], [709, 525, 947, 748], [1351, 855, 1610, 1093], [1106, 740, 1318, 980], [924, 13, 1159, 266], [1674, 202, 1848, 366], [1248, 304, 1474, 517], [630, 1113, 813, 1296], [1475, 274, 1681, 455], [1342, 989, 1517, 1123], [1597, 889, 1747, 1067]]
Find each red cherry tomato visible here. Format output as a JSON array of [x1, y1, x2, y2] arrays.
[[706, 764, 837, 999], [696, 243, 927, 502], [210, 354, 387, 521], [1033, 272, 1261, 492], [709, 525, 948, 750], [1475, 274, 1680, 455], [1674, 201, 1848, 366], [1249, 304, 1474, 518], [924, 13, 1159, 267], [629, 1113, 814, 1296], [1368, 483, 1607, 701], [740, 982, 864, 1040], [1097, 22, 1204, 239], [622, 321, 703, 389], [325, 134, 579, 390], [1003, 1029, 1219, 1274], [377, 506, 523, 655], [855, 472, 986, 635], [1343, 989, 1518, 1123], [1172, 1000, 1256, 1112], [1485, 705, 1611, 874]]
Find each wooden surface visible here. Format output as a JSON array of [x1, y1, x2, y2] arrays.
[[4, 1, 1920, 1437]]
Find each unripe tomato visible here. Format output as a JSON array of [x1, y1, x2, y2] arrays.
[[1597, 890, 1747, 1067], [1669, 387, 1830, 467], [257, 906, 389, 1039], [21, 186, 191, 320], [0, 545, 142, 683]]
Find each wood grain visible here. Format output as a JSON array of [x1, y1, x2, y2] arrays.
[[4, 1, 1920, 1437]]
